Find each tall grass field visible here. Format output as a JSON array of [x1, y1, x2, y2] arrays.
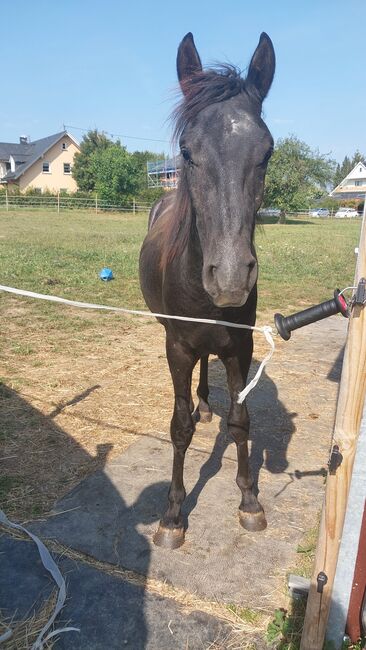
[[0, 209, 361, 318]]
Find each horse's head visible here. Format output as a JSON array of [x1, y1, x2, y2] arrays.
[[175, 33, 275, 308]]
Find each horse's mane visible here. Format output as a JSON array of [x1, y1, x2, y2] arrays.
[[161, 65, 248, 268], [173, 65, 247, 142]]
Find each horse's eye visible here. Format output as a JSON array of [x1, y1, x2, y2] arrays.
[[258, 147, 273, 167], [181, 148, 193, 164], [264, 147, 274, 163]]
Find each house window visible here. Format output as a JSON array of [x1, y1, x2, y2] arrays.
[[62, 142, 67, 150], [63, 163, 71, 174], [42, 162, 50, 173], [34, 187, 42, 194], [355, 180, 364, 186]]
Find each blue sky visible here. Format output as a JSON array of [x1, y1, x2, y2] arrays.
[[2, 0, 365, 162]]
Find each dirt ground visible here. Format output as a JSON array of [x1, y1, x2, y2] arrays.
[[1, 300, 345, 521], [0, 299, 347, 648]]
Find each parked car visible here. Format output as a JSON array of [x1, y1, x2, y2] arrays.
[[259, 208, 281, 217], [335, 207, 359, 218], [309, 208, 330, 218]]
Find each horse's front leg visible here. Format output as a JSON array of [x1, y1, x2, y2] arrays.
[[221, 341, 267, 532], [196, 355, 212, 423], [153, 335, 197, 549]]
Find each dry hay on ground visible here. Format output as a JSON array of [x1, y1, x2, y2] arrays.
[[1, 299, 273, 521]]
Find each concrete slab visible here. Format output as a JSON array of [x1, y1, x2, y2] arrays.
[[0, 534, 54, 622], [30, 316, 347, 609], [56, 556, 229, 650], [1, 534, 229, 650], [31, 437, 294, 605]]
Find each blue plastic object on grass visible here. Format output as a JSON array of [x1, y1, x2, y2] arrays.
[[99, 267, 114, 281]]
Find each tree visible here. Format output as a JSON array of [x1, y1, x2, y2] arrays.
[[333, 150, 366, 187], [131, 150, 165, 192], [72, 129, 113, 191], [263, 137, 336, 221], [91, 143, 140, 203]]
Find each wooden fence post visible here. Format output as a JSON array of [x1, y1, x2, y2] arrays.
[[57, 191, 60, 214], [95, 194, 98, 214], [133, 198, 136, 215], [300, 206, 366, 649], [5, 188, 9, 211]]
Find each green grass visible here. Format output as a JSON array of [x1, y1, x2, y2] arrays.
[[226, 603, 261, 624], [0, 208, 148, 308], [0, 210, 360, 321], [255, 217, 360, 312]]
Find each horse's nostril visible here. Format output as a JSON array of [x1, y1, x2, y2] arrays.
[[248, 259, 256, 270], [208, 265, 217, 278]]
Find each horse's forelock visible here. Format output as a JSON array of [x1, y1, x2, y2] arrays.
[[172, 65, 247, 144]]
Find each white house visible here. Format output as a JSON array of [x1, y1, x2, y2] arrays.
[[330, 162, 366, 201]]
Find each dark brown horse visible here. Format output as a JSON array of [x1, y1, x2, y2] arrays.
[[139, 32, 275, 549]]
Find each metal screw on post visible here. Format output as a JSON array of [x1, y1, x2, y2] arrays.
[[316, 572, 328, 594]]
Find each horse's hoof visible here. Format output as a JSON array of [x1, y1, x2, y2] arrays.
[[153, 525, 185, 549], [193, 402, 213, 423], [239, 509, 267, 532], [198, 409, 212, 424]]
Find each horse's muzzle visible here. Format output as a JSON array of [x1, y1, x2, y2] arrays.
[[212, 291, 249, 308], [203, 258, 257, 308]]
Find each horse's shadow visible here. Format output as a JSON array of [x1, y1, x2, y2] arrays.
[[0, 383, 160, 649], [184, 357, 299, 520], [184, 344, 345, 522]]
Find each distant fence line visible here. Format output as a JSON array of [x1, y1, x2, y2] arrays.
[[0, 192, 152, 214], [0, 194, 359, 218]]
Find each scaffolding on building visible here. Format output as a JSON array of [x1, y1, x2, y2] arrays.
[[147, 157, 180, 189]]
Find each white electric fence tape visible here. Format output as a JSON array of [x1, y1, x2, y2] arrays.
[[0, 284, 275, 403], [0, 509, 79, 648]]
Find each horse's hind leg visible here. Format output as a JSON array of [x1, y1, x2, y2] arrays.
[[221, 342, 267, 532], [196, 355, 212, 423], [154, 336, 197, 549]]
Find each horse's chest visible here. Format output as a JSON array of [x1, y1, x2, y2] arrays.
[[170, 322, 248, 358]]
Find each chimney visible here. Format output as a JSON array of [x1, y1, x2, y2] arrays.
[[19, 135, 29, 144]]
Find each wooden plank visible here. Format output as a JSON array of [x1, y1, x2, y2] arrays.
[[300, 207, 366, 650]]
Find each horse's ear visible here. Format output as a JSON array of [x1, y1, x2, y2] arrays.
[[177, 32, 203, 93], [246, 32, 275, 101]]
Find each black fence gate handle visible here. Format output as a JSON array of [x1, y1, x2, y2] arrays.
[[274, 290, 349, 341]]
